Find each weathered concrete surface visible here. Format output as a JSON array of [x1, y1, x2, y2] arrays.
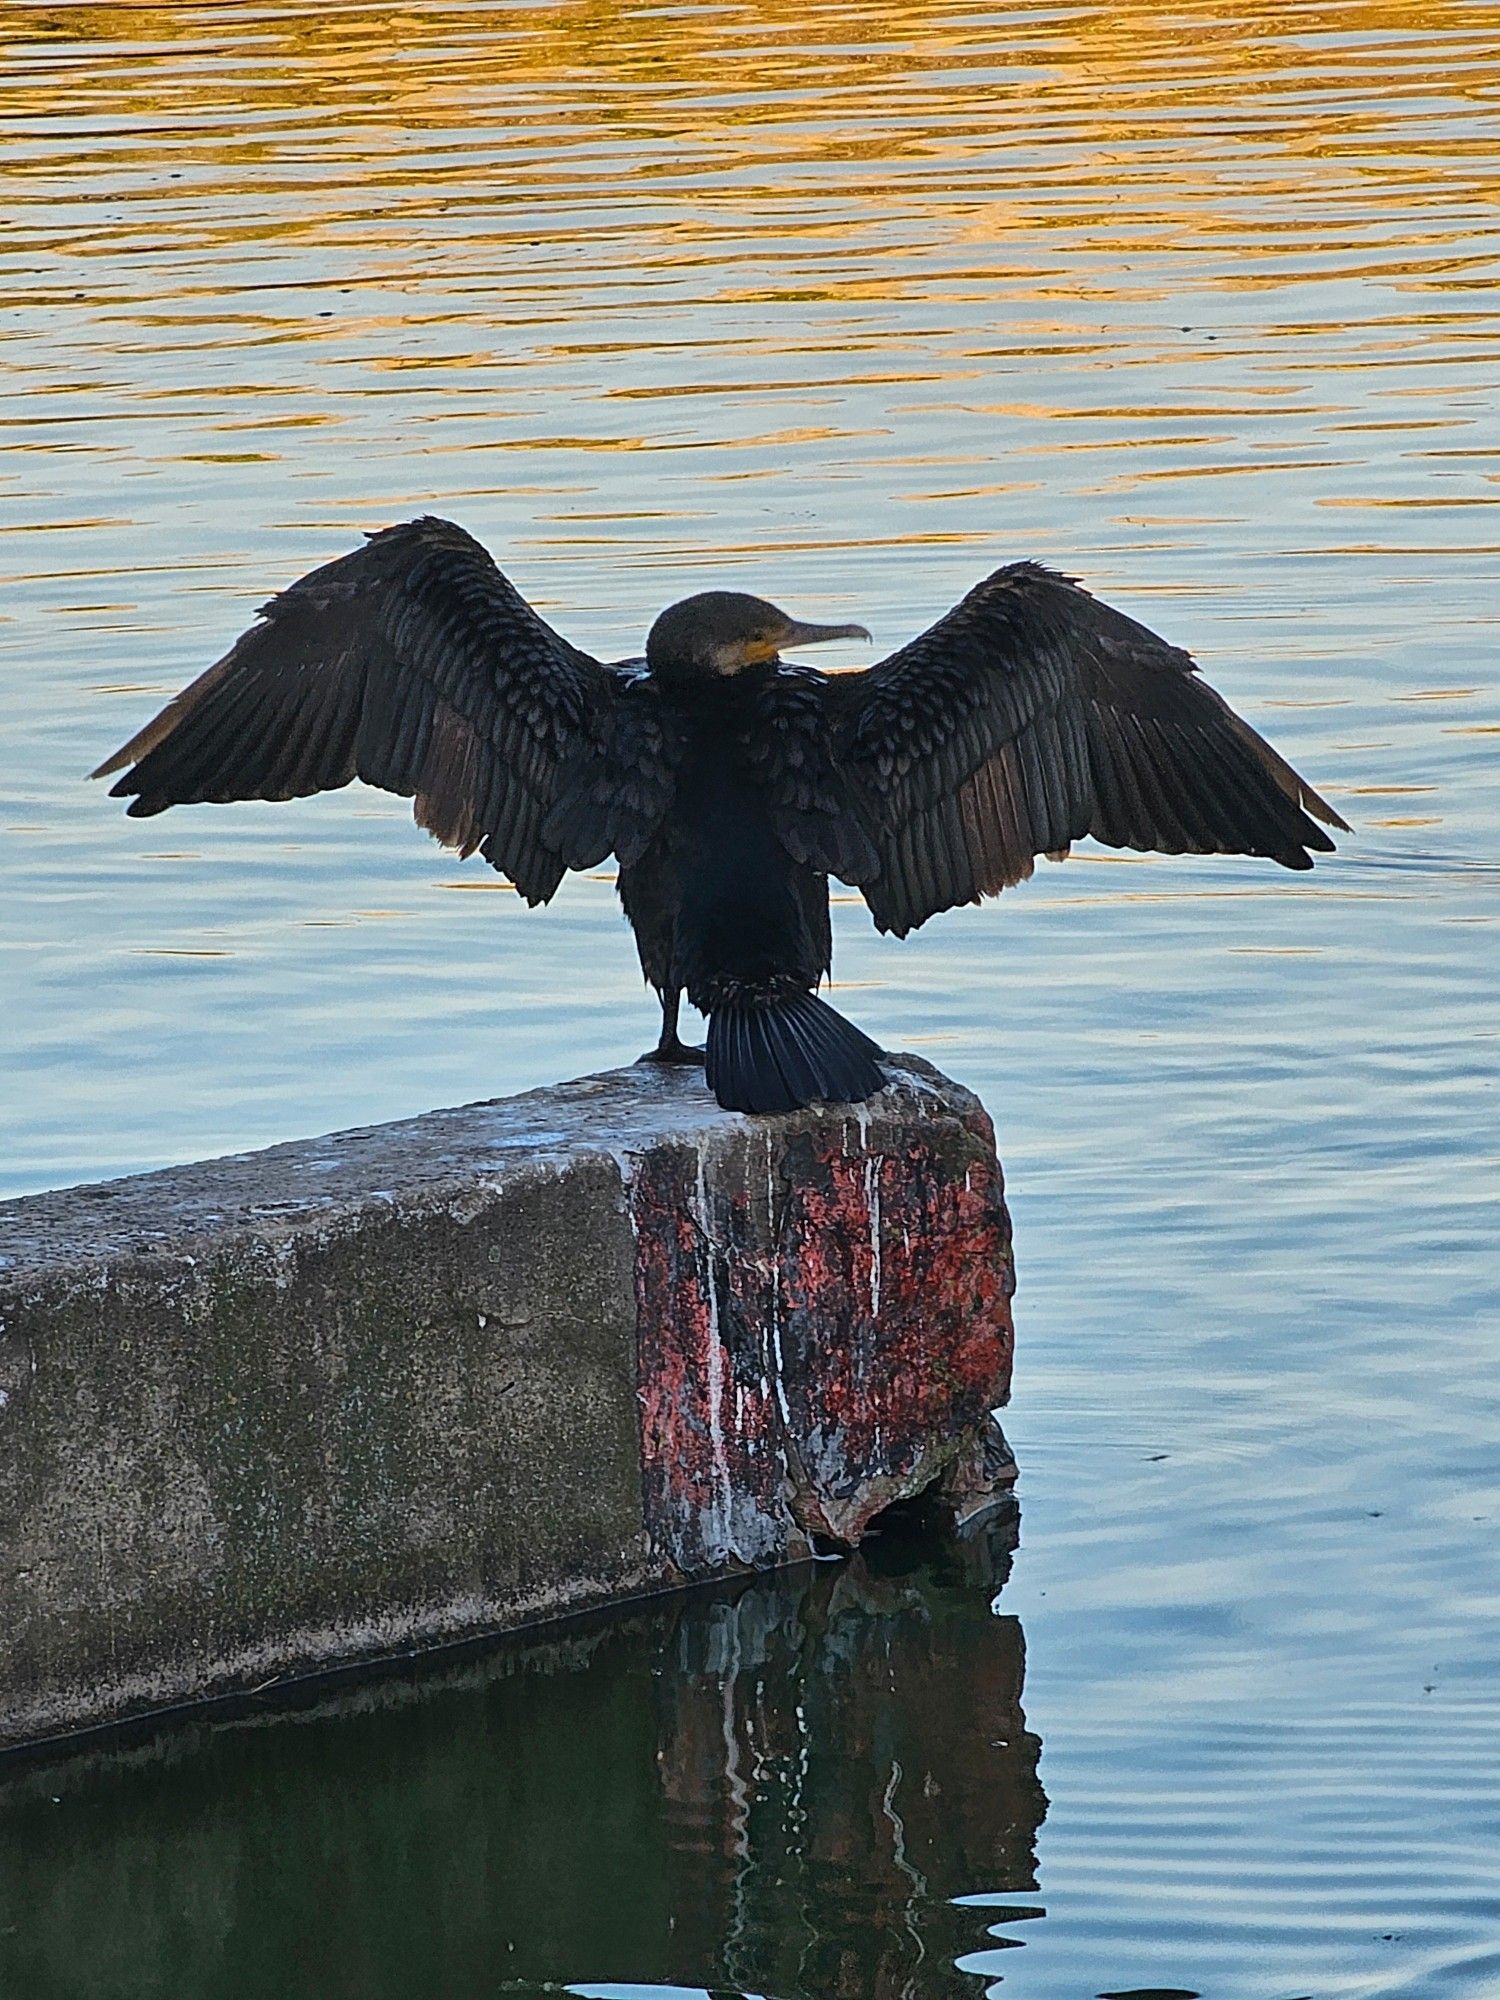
[[0, 1058, 1013, 1751]]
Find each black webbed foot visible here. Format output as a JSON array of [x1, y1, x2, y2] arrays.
[[636, 1040, 707, 1067]]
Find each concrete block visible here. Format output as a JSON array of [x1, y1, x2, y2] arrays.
[[0, 1058, 1014, 1750]]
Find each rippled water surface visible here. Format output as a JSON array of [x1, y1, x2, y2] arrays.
[[2, 2, 1497, 1994]]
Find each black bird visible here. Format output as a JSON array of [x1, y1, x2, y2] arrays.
[[93, 516, 1348, 1114]]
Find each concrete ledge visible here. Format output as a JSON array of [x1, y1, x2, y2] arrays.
[[0, 1058, 1014, 1751]]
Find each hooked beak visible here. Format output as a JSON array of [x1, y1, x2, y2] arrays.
[[775, 616, 871, 652]]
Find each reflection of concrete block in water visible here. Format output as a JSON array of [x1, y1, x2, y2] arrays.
[[651, 1510, 1046, 2000], [0, 1508, 1045, 1999], [0, 1056, 1014, 1750]]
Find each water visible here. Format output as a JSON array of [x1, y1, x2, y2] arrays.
[[1, 0, 1497, 1993], [0, 1516, 1044, 2000]]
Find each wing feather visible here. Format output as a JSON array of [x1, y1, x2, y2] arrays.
[[93, 517, 672, 904], [829, 562, 1347, 935]]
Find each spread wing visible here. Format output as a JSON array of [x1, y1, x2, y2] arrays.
[[740, 664, 881, 886], [92, 516, 673, 904], [828, 563, 1350, 937]]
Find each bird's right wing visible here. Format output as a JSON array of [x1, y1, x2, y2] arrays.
[[828, 563, 1348, 937], [92, 516, 673, 904]]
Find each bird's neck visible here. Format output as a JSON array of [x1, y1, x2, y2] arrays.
[[651, 660, 774, 710]]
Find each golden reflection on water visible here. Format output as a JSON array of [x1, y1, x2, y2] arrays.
[[9, 0, 1500, 290], [7, 0, 1500, 629]]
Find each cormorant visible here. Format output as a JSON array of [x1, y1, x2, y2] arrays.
[[93, 517, 1348, 1114]]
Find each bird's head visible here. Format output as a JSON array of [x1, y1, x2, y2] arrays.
[[645, 591, 869, 685]]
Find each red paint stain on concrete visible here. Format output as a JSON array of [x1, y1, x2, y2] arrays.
[[632, 1111, 1014, 1575], [776, 1135, 1013, 1538], [632, 1148, 784, 1574]]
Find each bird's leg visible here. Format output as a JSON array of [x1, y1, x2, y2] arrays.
[[636, 987, 705, 1065]]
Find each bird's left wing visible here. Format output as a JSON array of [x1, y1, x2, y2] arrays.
[[826, 563, 1349, 937], [93, 517, 673, 904]]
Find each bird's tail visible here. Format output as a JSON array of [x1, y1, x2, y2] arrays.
[[705, 988, 886, 1115]]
